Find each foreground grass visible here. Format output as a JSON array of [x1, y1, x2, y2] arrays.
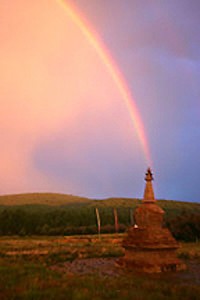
[[177, 242, 200, 260], [0, 235, 200, 300], [0, 235, 124, 264], [1, 260, 200, 300], [1, 262, 200, 300]]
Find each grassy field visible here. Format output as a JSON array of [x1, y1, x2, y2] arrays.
[[0, 235, 200, 300], [0, 193, 91, 206], [0, 192, 200, 209]]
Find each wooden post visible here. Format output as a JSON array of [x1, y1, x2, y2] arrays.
[[130, 208, 134, 226], [114, 208, 119, 233], [95, 208, 101, 238]]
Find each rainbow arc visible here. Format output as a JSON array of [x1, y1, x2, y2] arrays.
[[58, 0, 152, 165]]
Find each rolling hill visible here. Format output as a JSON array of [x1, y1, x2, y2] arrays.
[[0, 193, 90, 206], [0, 193, 200, 213]]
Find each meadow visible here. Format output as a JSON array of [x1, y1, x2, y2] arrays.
[[0, 235, 200, 300], [0, 193, 200, 299]]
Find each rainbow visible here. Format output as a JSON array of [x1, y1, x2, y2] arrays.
[[58, 0, 152, 165]]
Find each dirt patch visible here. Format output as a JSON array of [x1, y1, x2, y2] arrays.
[[177, 260, 200, 284], [51, 257, 121, 277], [51, 258, 200, 282]]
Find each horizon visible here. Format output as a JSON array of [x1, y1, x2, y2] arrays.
[[0, 191, 198, 204]]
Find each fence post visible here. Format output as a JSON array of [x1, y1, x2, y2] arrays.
[[95, 208, 101, 238], [130, 208, 134, 226], [114, 208, 119, 233]]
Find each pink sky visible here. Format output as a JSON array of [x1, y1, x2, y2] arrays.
[[0, 0, 143, 195]]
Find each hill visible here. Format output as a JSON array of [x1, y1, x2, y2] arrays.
[[0, 193, 91, 206], [0, 193, 200, 240], [1, 193, 200, 219], [0, 193, 200, 212]]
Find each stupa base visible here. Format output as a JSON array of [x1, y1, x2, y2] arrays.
[[118, 248, 186, 273], [119, 168, 187, 273]]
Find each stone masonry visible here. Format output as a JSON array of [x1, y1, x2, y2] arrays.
[[120, 168, 186, 273]]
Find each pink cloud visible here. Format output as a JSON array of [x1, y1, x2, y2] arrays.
[[0, 0, 143, 195]]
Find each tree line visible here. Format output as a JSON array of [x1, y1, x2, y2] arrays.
[[0, 205, 199, 241]]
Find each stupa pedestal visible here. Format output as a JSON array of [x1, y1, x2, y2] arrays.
[[120, 168, 186, 273]]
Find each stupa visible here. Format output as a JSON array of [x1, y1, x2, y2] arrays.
[[120, 168, 186, 273]]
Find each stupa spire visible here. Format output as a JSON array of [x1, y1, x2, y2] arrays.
[[143, 167, 155, 203], [120, 167, 186, 273]]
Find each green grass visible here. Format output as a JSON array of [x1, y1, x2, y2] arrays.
[[0, 236, 200, 299], [0, 260, 200, 300], [178, 242, 200, 260], [0, 192, 200, 211], [0, 235, 124, 265], [0, 193, 91, 206]]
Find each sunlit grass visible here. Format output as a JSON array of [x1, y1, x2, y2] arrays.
[[1, 261, 200, 300], [178, 242, 200, 260], [0, 236, 200, 299]]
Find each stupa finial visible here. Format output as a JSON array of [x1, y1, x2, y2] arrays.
[[145, 167, 154, 182], [143, 167, 155, 203]]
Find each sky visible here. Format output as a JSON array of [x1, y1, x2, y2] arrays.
[[0, 0, 199, 202]]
